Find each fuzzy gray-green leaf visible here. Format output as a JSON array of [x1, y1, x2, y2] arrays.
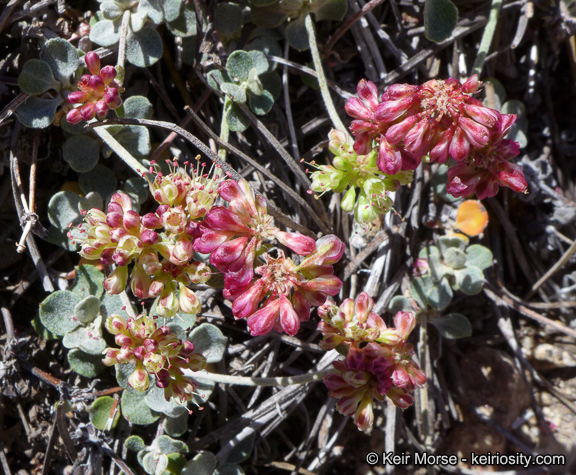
[[189, 323, 227, 363], [437, 236, 467, 255], [226, 50, 253, 82], [125, 435, 146, 452], [430, 312, 472, 339], [388, 295, 416, 314], [74, 295, 101, 324], [426, 278, 453, 310], [90, 396, 121, 430], [90, 19, 122, 47], [410, 276, 433, 310], [16, 96, 62, 129], [313, 0, 348, 21], [163, 412, 189, 437], [19, 60, 60, 95], [71, 264, 105, 300], [248, 89, 274, 115], [157, 435, 188, 455], [126, 28, 163, 67], [465, 244, 493, 270], [182, 451, 217, 475], [215, 2, 244, 35], [220, 82, 247, 103], [444, 247, 467, 270], [79, 164, 118, 199], [225, 103, 249, 132], [67, 349, 106, 377], [42, 38, 79, 84], [424, 0, 458, 43], [167, 5, 197, 37], [285, 15, 309, 51], [47, 191, 82, 229], [248, 50, 269, 75], [100, 0, 124, 20], [142, 451, 168, 475], [39, 290, 82, 336], [63, 135, 100, 172], [144, 385, 188, 418], [123, 95, 154, 119], [454, 266, 484, 295], [121, 389, 161, 425]]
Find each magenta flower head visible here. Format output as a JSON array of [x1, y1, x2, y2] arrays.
[[66, 53, 122, 124], [446, 114, 528, 199], [102, 312, 207, 404], [194, 179, 316, 294], [345, 75, 503, 175], [318, 292, 398, 349], [324, 311, 426, 430], [230, 236, 344, 337]]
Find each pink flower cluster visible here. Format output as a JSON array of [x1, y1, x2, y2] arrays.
[[103, 312, 206, 404], [66, 51, 122, 124], [319, 293, 426, 430], [79, 160, 220, 317], [79, 159, 346, 336], [345, 76, 528, 200], [194, 179, 345, 336]]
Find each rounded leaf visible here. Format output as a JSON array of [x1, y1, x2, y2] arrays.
[[123, 95, 154, 119], [142, 451, 168, 475], [443, 247, 467, 270], [313, 0, 348, 21], [39, 290, 82, 336], [74, 295, 101, 324], [16, 96, 62, 129], [144, 385, 188, 418], [465, 245, 493, 270], [140, 0, 164, 24], [67, 349, 106, 377], [167, 5, 197, 37], [62, 321, 106, 355], [42, 38, 79, 84], [90, 396, 121, 430], [121, 389, 161, 425], [157, 435, 188, 455], [18, 60, 59, 95], [215, 465, 246, 475], [71, 264, 105, 300], [225, 103, 249, 132], [100, 292, 132, 319], [125, 176, 149, 205], [163, 411, 189, 437], [126, 28, 163, 67], [90, 19, 121, 47], [215, 3, 244, 35], [63, 135, 100, 172], [79, 164, 118, 199], [114, 125, 151, 157], [48, 191, 81, 230], [226, 50, 253, 82], [437, 235, 467, 254], [125, 435, 146, 452], [259, 71, 282, 100], [220, 82, 247, 103], [248, 89, 274, 115], [410, 276, 433, 310], [454, 266, 484, 295], [189, 323, 227, 363], [424, 0, 458, 43], [100, 0, 124, 20], [285, 16, 309, 51], [222, 432, 255, 464], [388, 296, 416, 314], [248, 50, 268, 75], [429, 312, 472, 339], [182, 451, 217, 475], [426, 278, 453, 310]]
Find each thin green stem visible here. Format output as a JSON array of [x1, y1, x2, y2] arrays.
[[471, 0, 502, 77], [194, 368, 332, 387], [92, 127, 147, 178], [218, 96, 231, 160], [304, 12, 350, 136]]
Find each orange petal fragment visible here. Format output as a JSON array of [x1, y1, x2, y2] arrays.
[[455, 200, 489, 236]]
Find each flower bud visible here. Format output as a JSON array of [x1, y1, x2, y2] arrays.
[[179, 285, 201, 315], [104, 87, 122, 109], [80, 102, 96, 121], [340, 187, 356, 213], [141, 229, 159, 245], [103, 265, 128, 294], [88, 74, 105, 95], [94, 100, 109, 119], [100, 65, 117, 84], [85, 52, 101, 75], [141, 212, 163, 229], [104, 314, 126, 334], [66, 108, 82, 124], [128, 364, 150, 392], [67, 91, 89, 104]]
